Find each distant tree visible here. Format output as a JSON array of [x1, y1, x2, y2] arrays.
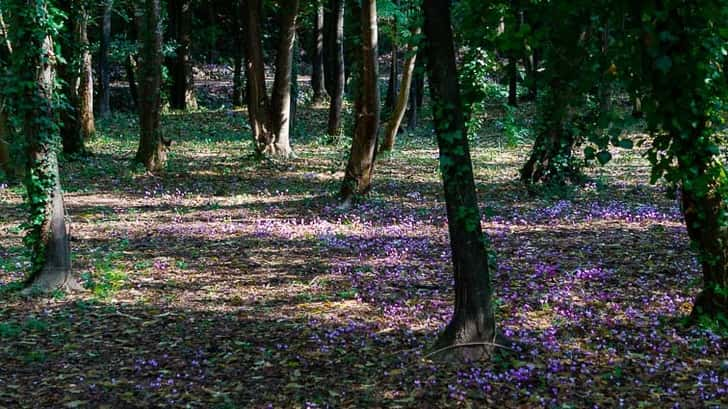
[[311, 2, 326, 105], [97, 0, 113, 118], [232, 0, 246, 107], [5, 0, 79, 291], [325, 0, 345, 137], [167, 0, 198, 110], [242, 0, 300, 157], [422, 0, 500, 360], [0, 8, 15, 179], [340, 0, 379, 204], [133, 0, 167, 171], [58, 0, 95, 155]]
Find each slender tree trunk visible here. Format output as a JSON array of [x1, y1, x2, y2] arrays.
[[266, 0, 300, 157], [133, 0, 167, 171], [0, 110, 12, 178], [385, 3, 400, 112], [506, 0, 519, 106], [232, 0, 246, 107], [168, 0, 197, 110], [290, 36, 299, 138], [326, 0, 345, 137], [97, 0, 112, 118], [380, 28, 419, 152], [311, 3, 326, 104], [10, 0, 78, 291], [58, 0, 85, 155], [406, 79, 418, 129], [126, 15, 139, 110], [340, 0, 379, 203], [323, 0, 334, 97], [242, 0, 271, 151], [423, 0, 498, 360], [77, 3, 95, 140]]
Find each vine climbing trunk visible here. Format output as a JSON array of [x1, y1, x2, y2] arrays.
[[380, 28, 419, 152], [8, 0, 78, 291], [133, 0, 167, 171], [340, 0, 379, 204], [423, 0, 498, 360], [326, 0, 345, 138]]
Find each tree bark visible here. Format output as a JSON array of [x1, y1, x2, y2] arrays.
[[423, 0, 497, 360], [326, 0, 345, 137], [167, 0, 197, 110], [290, 36, 299, 139], [232, 0, 246, 107], [266, 0, 300, 157], [133, 0, 167, 171], [0, 110, 12, 178], [242, 0, 299, 157], [77, 3, 95, 140], [97, 0, 112, 118], [242, 0, 271, 151], [681, 178, 728, 319], [380, 28, 419, 152], [311, 3, 326, 104], [10, 0, 78, 291], [340, 0, 379, 203], [385, 4, 400, 112], [58, 0, 87, 155]]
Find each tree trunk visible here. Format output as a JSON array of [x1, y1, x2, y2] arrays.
[[323, 0, 334, 97], [133, 0, 167, 171], [10, 0, 78, 291], [168, 0, 197, 110], [681, 179, 728, 319], [126, 54, 139, 109], [242, 0, 271, 152], [340, 0, 379, 203], [406, 78, 418, 129], [385, 4, 400, 112], [97, 0, 112, 118], [58, 0, 85, 155], [506, 0, 519, 107], [311, 3, 326, 104], [266, 0, 300, 157], [290, 36, 299, 139], [0, 110, 12, 179], [326, 0, 345, 137], [380, 28, 419, 152], [232, 0, 246, 107], [423, 0, 497, 361], [77, 3, 95, 140]]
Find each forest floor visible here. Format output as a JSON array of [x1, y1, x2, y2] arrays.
[[0, 101, 726, 408]]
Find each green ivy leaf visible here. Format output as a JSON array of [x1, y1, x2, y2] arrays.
[[596, 150, 612, 165]]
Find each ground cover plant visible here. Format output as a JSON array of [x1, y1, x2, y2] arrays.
[[0, 0, 726, 408]]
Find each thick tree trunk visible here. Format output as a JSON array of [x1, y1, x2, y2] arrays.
[[265, 0, 300, 157], [311, 3, 326, 104], [380, 28, 419, 152], [340, 0, 379, 203], [168, 0, 197, 110], [682, 181, 728, 319], [232, 0, 246, 107], [77, 4, 95, 140], [133, 0, 167, 171], [12, 1, 78, 291], [423, 0, 497, 361], [97, 0, 112, 118], [326, 0, 345, 137]]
